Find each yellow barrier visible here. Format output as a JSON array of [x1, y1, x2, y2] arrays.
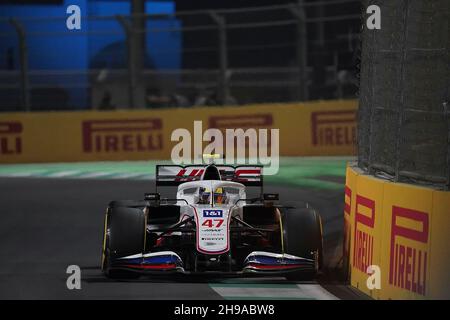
[[344, 165, 450, 299], [0, 100, 357, 163]]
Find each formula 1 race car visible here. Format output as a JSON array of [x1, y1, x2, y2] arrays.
[[101, 156, 323, 280]]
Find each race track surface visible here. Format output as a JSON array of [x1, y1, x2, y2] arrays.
[[0, 177, 363, 300]]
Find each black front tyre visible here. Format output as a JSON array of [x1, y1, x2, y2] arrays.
[[101, 206, 146, 279], [280, 205, 323, 281]]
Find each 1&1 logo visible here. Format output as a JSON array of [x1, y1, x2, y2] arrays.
[[203, 210, 223, 218]]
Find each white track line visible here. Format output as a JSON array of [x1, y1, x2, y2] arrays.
[[46, 171, 81, 178], [295, 284, 338, 300], [0, 172, 35, 177], [210, 281, 339, 300], [77, 172, 112, 178]]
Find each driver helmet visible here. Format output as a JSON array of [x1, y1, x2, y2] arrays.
[[198, 187, 211, 204], [214, 187, 227, 204]]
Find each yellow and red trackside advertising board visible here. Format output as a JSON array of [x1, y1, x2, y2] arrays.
[[344, 165, 450, 299], [0, 100, 357, 164]]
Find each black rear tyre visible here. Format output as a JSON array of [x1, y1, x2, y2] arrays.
[[101, 206, 146, 279], [280, 205, 323, 281]]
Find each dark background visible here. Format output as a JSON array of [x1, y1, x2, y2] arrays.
[[0, 0, 361, 110]]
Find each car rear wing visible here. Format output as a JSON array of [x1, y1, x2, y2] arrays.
[[156, 165, 263, 188]]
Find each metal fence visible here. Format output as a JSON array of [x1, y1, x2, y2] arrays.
[[358, 0, 450, 189], [0, 1, 361, 111]]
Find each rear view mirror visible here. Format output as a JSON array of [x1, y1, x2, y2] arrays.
[[144, 193, 160, 201], [263, 193, 279, 201]]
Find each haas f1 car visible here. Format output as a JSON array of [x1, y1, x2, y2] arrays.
[[101, 160, 323, 280]]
